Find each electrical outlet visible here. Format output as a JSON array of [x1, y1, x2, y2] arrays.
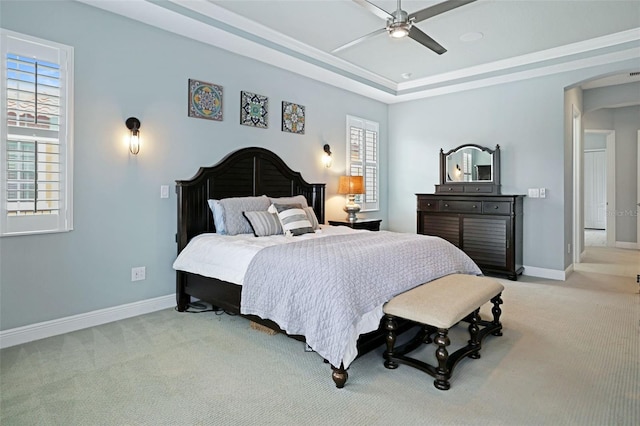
[[131, 266, 146, 282], [528, 188, 539, 198], [539, 188, 546, 198]]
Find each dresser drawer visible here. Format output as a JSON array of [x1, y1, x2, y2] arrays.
[[440, 200, 481, 213], [418, 199, 439, 211], [438, 185, 464, 193], [482, 201, 512, 215], [464, 185, 494, 193]]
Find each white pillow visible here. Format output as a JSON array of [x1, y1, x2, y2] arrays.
[[303, 206, 320, 230], [207, 199, 226, 234]]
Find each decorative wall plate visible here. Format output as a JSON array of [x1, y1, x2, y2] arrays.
[[188, 79, 222, 121], [282, 101, 305, 134], [240, 91, 268, 128]]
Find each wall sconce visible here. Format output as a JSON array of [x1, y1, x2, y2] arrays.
[[125, 117, 141, 155], [322, 144, 333, 168], [337, 175, 364, 222]]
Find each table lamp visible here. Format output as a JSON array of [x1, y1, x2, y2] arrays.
[[338, 175, 365, 222]]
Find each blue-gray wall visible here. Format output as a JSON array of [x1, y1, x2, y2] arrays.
[[0, 1, 388, 330], [1, 0, 639, 331], [388, 64, 640, 273]]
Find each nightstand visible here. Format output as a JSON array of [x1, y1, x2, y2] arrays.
[[328, 219, 381, 232]]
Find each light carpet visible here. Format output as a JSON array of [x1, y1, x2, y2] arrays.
[[1, 254, 638, 425]]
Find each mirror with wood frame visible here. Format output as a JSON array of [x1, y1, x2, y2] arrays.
[[436, 144, 501, 194]]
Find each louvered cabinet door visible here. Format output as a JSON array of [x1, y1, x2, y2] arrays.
[[462, 216, 510, 269], [421, 215, 460, 247]]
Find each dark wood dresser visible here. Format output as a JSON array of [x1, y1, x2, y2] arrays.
[[416, 194, 524, 280]]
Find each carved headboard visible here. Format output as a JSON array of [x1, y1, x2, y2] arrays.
[[175, 147, 326, 253]]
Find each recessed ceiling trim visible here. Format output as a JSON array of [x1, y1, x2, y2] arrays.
[[170, 0, 397, 90], [398, 28, 640, 92], [76, 0, 640, 105], [77, 0, 397, 103], [392, 47, 640, 104]]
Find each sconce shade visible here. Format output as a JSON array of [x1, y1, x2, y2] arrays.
[[338, 175, 364, 195], [125, 117, 141, 155], [322, 144, 332, 168]]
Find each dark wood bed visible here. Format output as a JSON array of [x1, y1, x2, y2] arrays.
[[175, 146, 403, 388]]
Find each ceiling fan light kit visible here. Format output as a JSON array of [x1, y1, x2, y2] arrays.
[[334, 0, 476, 55], [387, 8, 412, 39]]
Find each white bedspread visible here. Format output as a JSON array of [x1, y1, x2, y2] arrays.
[[172, 225, 361, 284]]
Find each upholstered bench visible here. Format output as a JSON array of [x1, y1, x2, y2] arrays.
[[383, 274, 504, 390]]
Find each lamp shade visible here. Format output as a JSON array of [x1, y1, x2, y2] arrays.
[[338, 175, 364, 195]]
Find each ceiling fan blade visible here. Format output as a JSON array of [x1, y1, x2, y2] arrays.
[[408, 27, 447, 55], [332, 27, 387, 54], [409, 0, 476, 24], [352, 0, 393, 21]]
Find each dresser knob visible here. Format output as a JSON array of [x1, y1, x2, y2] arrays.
[[444, 204, 449, 208], [494, 205, 499, 209], [427, 203, 431, 207], [475, 187, 480, 191], [473, 205, 477, 208], [448, 187, 453, 191]]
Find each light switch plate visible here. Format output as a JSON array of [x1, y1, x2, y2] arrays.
[[160, 185, 169, 199]]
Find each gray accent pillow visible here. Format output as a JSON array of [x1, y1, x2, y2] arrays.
[[243, 211, 283, 237], [271, 203, 315, 236], [210, 196, 271, 235], [268, 195, 308, 208]]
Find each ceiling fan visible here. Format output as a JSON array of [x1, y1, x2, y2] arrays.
[[332, 0, 476, 55]]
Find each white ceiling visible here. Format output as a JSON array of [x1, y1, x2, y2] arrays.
[[79, 0, 640, 102]]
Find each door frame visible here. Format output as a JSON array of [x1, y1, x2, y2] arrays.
[[572, 105, 583, 263], [583, 129, 616, 248], [584, 148, 606, 230]]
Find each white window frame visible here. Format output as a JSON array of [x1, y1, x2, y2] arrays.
[[346, 115, 379, 212], [0, 29, 74, 236]]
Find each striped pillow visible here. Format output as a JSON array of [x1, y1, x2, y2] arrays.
[[243, 211, 283, 237], [271, 203, 315, 236]]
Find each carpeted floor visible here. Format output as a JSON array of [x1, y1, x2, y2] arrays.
[[1, 248, 638, 425]]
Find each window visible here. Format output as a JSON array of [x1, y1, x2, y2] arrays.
[[346, 115, 379, 212], [462, 151, 472, 181], [1, 29, 74, 236]]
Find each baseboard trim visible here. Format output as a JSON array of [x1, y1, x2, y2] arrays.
[[616, 241, 639, 250], [522, 265, 567, 281], [0, 294, 175, 349]]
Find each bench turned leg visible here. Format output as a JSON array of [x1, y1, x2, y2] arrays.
[[383, 314, 399, 369], [468, 309, 481, 359], [491, 293, 504, 336], [434, 328, 451, 391]]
